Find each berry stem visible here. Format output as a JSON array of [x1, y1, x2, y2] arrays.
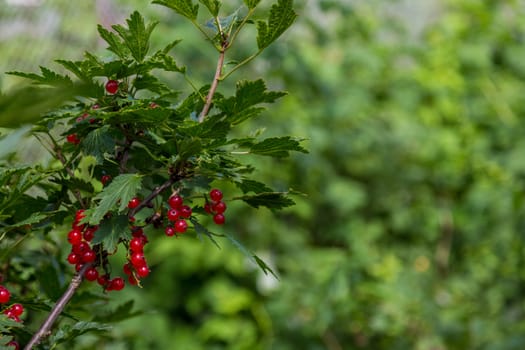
[[198, 41, 227, 123], [24, 263, 91, 350]]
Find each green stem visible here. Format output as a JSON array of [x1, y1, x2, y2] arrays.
[[221, 50, 262, 80]]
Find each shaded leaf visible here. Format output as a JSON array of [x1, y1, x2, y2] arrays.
[[92, 215, 131, 252], [152, 0, 199, 20], [199, 0, 220, 16], [256, 0, 297, 50], [244, 0, 261, 9], [237, 191, 295, 209], [225, 233, 278, 278], [249, 136, 307, 157], [97, 25, 131, 59], [112, 11, 158, 62], [82, 126, 116, 164]]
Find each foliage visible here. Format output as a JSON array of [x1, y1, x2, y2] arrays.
[[0, 1, 300, 348]]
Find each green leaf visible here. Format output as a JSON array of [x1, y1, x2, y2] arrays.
[[112, 11, 158, 62], [86, 174, 142, 225], [152, 0, 199, 20], [97, 25, 131, 59], [133, 74, 170, 94], [92, 215, 131, 252], [237, 192, 295, 209], [50, 321, 112, 345], [217, 79, 286, 124], [244, 0, 261, 9], [235, 179, 273, 194], [225, 233, 278, 278], [256, 0, 297, 50], [249, 136, 307, 157], [191, 218, 221, 248], [199, 0, 220, 16], [7, 66, 72, 86], [82, 126, 116, 164], [92, 300, 143, 323]]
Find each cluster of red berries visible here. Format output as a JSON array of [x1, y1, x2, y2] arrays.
[[66, 104, 100, 145], [66, 210, 124, 291], [204, 189, 227, 225], [124, 227, 150, 286], [164, 194, 192, 236], [1, 285, 23, 349]]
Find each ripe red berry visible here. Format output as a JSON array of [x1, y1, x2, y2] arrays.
[[66, 133, 80, 145], [84, 267, 99, 281], [7, 340, 19, 349], [0, 286, 11, 304], [213, 213, 225, 225], [168, 195, 184, 209], [210, 188, 223, 202], [131, 227, 144, 237], [9, 304, 24, 317], [67, 252, 80, 265], [67, 229, 83, 245], [174, 219, 188, 233], [97, 274, 109, 287], [149, 102, 159, 109], [167, 208, 180, 221], [165, 226, 175, 237], [128, 197, 141, 209], [82, 249, 96, 263], [83, 227, 96, 242], [204, 202, 213, 214], [123, 263, 133, 275], [130, 252, 146, 267], [105, 79, 119, 94], [180, 205, 192, 218], [136, 265, 150, 278], [101, 174, 111, 186], [75, 263, 84, 272], [72, 242, 90, 255], [129, 237, 144, 252], [128, 275, 139, 285], [212, 201, 227, 214], [110, 277, 125, 291]]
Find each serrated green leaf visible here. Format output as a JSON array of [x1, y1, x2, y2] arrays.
[[50, 321, 112, 346], [191, 218, 221, 248], [238, 192, 295, 209], [225, 233, 278, 278], [97, 25, 131, 59], [256, 0, 297, 50], [55, 59, 89, 82], [199, 0, 220, 16], [235, 179, 273, 194], [92, 215, 131, 252], [82, 126, 116, 164], [249, 136, 307, 157], [93, 300, 143, 323], [147, 48, 186, 73], [112, 11, 157, 62], [152, 0, 199, 20], [133, 73, 170, 94], [7, 66, 72, 87], [86, 174, 142, 225], [217, 79, 286, 124], [243, 0, 261, 9]]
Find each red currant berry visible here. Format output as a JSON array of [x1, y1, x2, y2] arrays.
[[75, 263, 84, 272], [168, 195, 184, 209], [204, 202, 214, 214], [210, 188, 223, 202], [83, 227, 96, 242], [167, 208, 180, 221], [136, 265, 150, 278], [110, 277, 125, 291], [10, 303, 23, 317], [92, 104, 100, 110], [130, 252, 146, 267], [67, 252, 80, 265], [129, 237, 144, 252], [165, 226, 175, 237], [66, 133, 80, 145], [128, 275, 139, 285], [174, 219, 188, 233], [72, 242, 90, 255], [105, 79, 119, 94], [149, 102, 159, 109], [123, 263, 133, 275], [213, 213, 225, 225], [127, 197, 141, 209], [131, 227, 144, 237], [101, 174, 111, 186], [97, 274, 109, 287], [212, 201, 227, 214], [0, 286, 11, 304], [84, 267, 99, 281], [180, 205, 192, 218], [67, 229, 83, 245], [7, 340, 19, 349], [82, 249, 96, 263]]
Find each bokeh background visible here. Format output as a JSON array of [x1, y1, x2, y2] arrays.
[[3, 0, 525, 349]]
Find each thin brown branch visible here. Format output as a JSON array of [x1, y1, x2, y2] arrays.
[[128, 175, 179, 218], [198, 43, 227, 123], [24, 264, 91, 350]]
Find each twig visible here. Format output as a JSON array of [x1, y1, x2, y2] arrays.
[[24, 264, 91, 350], [128, 175, 179, 218], [198, 43, 227, 123]]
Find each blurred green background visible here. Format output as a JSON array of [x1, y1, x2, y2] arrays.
[[3, 0, 525, 349]]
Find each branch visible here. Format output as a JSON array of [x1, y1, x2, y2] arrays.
[[198, 43, 227, 123], [24, 264, 91, 350], [128, 175, 178, 218]]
